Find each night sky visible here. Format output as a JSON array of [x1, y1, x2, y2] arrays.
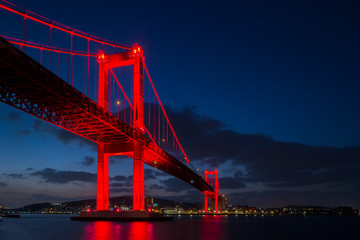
[[0, 0, 359, 208]]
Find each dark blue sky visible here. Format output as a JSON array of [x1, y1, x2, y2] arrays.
[[0, 0, 359, 208]]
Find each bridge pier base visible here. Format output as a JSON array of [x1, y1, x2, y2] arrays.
[[204, 195, 208, 213], [204, 193, 219, 213], [211, 198, 218, 213], [96, 143, 109, 210], [133, 139, 144, 210]]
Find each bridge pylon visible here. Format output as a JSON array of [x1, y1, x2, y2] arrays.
[[203, 170, 221, 213], [96, 52, 109, 211], [132, 44, 145, 210], [96, 45, 145, 211]]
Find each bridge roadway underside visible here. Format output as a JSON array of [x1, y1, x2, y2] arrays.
[[0, 37, 213, 193]]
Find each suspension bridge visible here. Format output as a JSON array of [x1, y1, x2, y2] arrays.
[[0, 0, 224, 214]]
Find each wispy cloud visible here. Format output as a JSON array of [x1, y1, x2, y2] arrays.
[[6, 174, 26, 179], [0, 182, 8, 187], [33, 119, 96, 149], [3, 112, 20, 121], [81, 156, 95, 166], [31, 168, 96, 184]]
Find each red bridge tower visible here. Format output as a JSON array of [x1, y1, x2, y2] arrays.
[[203, 170, 221, 213], [96, 45, 145, 211]]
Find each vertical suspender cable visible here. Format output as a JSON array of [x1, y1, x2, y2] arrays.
[[95, 58, 98, 103], [153, 91, 156, 142], [112, 71, 115, 113], [57, 50, 60, 76], [148, 77, 150, 137], [117, 77, 119, 118], [84, 56, 86, 93], [158, 103, 160, 146], [130, 65, 133, 126], [87, 38, 90, 94], [71, 32, 74, 86], [23, 12, 26, 52], [123, 62, 126, 123], [110, 68, 117, 111], [162, 111, 165, 147], [50, 24, 53, 71], [109, 72, 111, 112], [40, 48, 43, 65]]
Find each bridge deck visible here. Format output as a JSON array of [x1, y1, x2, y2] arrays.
[[0, 37, 213, 193]]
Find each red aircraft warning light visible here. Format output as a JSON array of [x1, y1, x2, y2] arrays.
[[97, 50, 108, 63], [132, 45, 143, 56]]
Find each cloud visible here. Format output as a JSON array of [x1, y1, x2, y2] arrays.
[[109, 177, 132, 194], [124, 105, 360, 207], [110, 182, 125, 188], [228, 189, 360, 208], [148, 184, 165, 190], [0, 182, 8, 187], [160, 177, 194, 192], [154, 171, 169, 177], [33, 119, 96, 148], [25, 168, 33, 171], [144, 169, 157, 180], [152, 189, 204, 204], [3, 112, 20, 121], [31, 168, 96, 184], [14, 104, 359, 207], [111, 175, 127, 182], [262, 167, 360, 188], [111, 175, 131, 182], [15, 130, 31, 136], [6, 174, 25, 179], [30, 193, 76, 203], [109, 155, 130, 164], [218, 177, 246, 189], [4, 191, 21, 195], [110, 188, 132, 194], [81, 156, 95, 166], [111, 175, 132, 187], [232, 144, 360, 188], [166, 106, 360, 189]]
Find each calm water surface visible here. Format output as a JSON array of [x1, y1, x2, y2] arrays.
[[0, 214, 359, 240]]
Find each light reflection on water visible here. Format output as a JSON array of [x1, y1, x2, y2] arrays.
[[84, 221, 155, 240], [0, 214, 359, 240], [199, 215, 227, 240]]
